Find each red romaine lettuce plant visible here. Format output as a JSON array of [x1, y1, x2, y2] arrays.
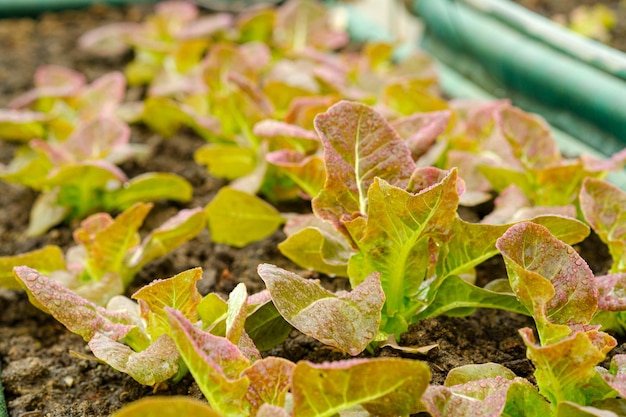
[[0, 202, 205, 305], [261, 100, 590, 354], [495, 222, 626, 414], [10, 266, 290, 388]]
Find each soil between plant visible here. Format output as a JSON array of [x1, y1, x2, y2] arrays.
[[0, 3, 624, 417]]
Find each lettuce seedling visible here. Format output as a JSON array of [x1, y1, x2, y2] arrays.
[[1, 202, 205, 305], [265, 101, 590, 353], [0, 115, 191, 235], [165, 306, 431, 416], [479, 106, 626, 215], [496, 222, 625, 410], [11, 266, 284, 388]]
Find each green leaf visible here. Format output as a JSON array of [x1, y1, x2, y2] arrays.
[[194, 144, 257, 180], [497, 222, 598, 344], [244, 299, 293, 351], [312, 101, 416, 236], [105, 172, 193, 210], [348, 171, 459, 330], [225, 283, 248, 345], [127, 207, 206, 273], [88, 333, 179, 386], [166, 308, 250, 417], [580, 178, 626, 273], [197, 293, 228, 334], [258, 263, 384, 356], [112, 396, 224, 417], [25, 189, 72, 236], [266, 151, 325, 199], [205, 187, 284, 247], [292, 358, 430, 417], [241, 357, 294, 416], [0, 245, 65, 289], [132, 268, 202, 340], [278, 214, 354, 277], [414, 275, 527, 320], [520, 327, 616, 407]]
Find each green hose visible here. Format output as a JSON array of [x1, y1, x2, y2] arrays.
[[0, 0, 159, 17], [410, 0, 626, 157]]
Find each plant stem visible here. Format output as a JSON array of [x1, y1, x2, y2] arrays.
[[0, 358, 8, 417]]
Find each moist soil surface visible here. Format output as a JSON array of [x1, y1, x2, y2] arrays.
[[0, 3, 624, 417]]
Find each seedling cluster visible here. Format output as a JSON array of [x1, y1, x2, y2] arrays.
[[2, 1, 626, 415]]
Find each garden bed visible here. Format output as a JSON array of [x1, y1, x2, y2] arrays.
[[0, 2, 625, 417]]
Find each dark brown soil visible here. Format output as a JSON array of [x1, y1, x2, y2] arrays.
[[0, 3, 623, 417]]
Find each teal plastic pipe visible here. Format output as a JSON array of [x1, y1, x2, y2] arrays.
[[0, 0, 159, 16], [410, 0, 626, 156]]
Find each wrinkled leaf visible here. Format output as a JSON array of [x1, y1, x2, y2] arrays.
[[312, 100, 416, 236], [580, 178, 626, 273], [241, 357, 295, 415], [132, 268, 202, 340], [497, 222, 598, 344], [292, 358, 430, 417], [520, 327, 616, 406], [13, 266, 133, 341], [166, 308, 250, 416], [88, 333, 179, 386], [258, 263, 384, 355]]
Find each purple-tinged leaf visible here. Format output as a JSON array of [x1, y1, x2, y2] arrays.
[[278, 214, 354, 277], [256, 404, 290, 417], [497, 222, 598, 344], [596, 273, 626, 311], [422, 363, 550, 417], [205, 187, 284, 248], [390, 110, 450, 160], [266, 151, 325, 199], [253, 119, 319, 152], [142, 96, 221, 140], [348, 172, 459, 330], [0, 245, 65, 289], [88, 333, 179, 386], [312, 101, 416, 237], [13, 266, 133, 341], [62, 116, 131, 162], [112, 396, 223, 417], [598, 354, 626, 397], [0, 109, 47, 141], [520, 326, 616, 406], [274, 0, 349, 51], [132, 268, 202, 340], [581, 147, 626, 173], [258, 263, 384, 355], [496, 105, 561, 169], [9, 65, 86, 109], [74, 202, 149, 283], [76, 72, 126, 120], [78, 22, 140, 57], [241, 357, 295, 415], [284, 95, 338, 130], [292, 358, 430, 417], [166, 308, 250, 416], [176, 13, 233, 40], [556, 401, 624, 416], [580, 178, 626, 273]]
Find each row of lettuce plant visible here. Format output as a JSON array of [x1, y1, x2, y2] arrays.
[[2, 0, 626, 415]]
